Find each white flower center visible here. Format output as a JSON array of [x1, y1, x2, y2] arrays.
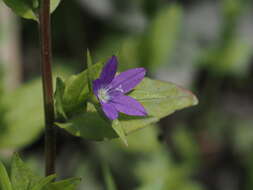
[[98, 88, 110, 103]]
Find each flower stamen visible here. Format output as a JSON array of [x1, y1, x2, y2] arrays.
[[98, 88, 110, 103]]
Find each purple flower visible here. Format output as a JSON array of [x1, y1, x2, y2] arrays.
[[92, 56, 147, 120]]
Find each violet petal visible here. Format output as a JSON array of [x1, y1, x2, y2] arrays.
[[92, 79, 102, 96], [99, 56, 118, 85], [101, 102, 118, 120], [112, 95, 147, 116], [110, 68, 146, 94], [108, 90, 124, 99]]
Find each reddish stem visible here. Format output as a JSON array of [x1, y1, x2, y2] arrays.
[[39, 0, 56, 176]]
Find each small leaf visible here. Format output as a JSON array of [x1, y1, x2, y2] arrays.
[[61, 62, 105, 116], [54, 77, 67, 120], [2, 0, 61, 21], [55, 103, 117, 141], [0, 160, 12, 190], [2, 153, 79, 190], [31, 175, 56, 190], [50, 0, 61, 14], [44, 177, 81, 190], [11, 153, 41, 190], [86, 50, 93, 94], [2, 0, 38, 21], [112, 119, 128, 146]]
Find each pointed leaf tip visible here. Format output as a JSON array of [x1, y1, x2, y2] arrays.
[[0, 160, 12, 190]]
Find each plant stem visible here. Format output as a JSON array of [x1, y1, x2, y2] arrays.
[[39, 0, 56, 176]]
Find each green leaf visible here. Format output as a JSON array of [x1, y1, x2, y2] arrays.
[[0, 160, 12, 190], [54, 77, 67, 120], [56, 77, 198, 141], [61, 62, 105, 116], [44, 177, 81, 190], [0, 66, 72, 149], [201, 40, 253, 76], [2, 153, 79, 190], [50, 0, 61, 14], [31, 175, 56, 190], [2, 0, 61, 21], [2, 0, 38, 21], [11, 153, 41, 190], [127, 78, 198, 125], [145, 5, 182, 69], [55, 103, 116, 141], [112, 119, 128, 146], [86, 50, 93, 94], [0, 80, 44, 149]]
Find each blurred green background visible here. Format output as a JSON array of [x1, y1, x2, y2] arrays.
[[1, 0, 253, 189]]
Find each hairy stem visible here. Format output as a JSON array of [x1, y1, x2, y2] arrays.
[[39, 0, 56, 176]]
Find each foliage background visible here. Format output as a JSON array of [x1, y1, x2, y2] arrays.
[[1, 0, 253, 189]]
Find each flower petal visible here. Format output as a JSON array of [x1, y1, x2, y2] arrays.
[[99, 56, 118, 85], [108, 90, 123, 99], [110, 68, 146, 94], [111, 95, 147, 116], [92, 79, 102, 96], [101, 102, 118, 120]]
